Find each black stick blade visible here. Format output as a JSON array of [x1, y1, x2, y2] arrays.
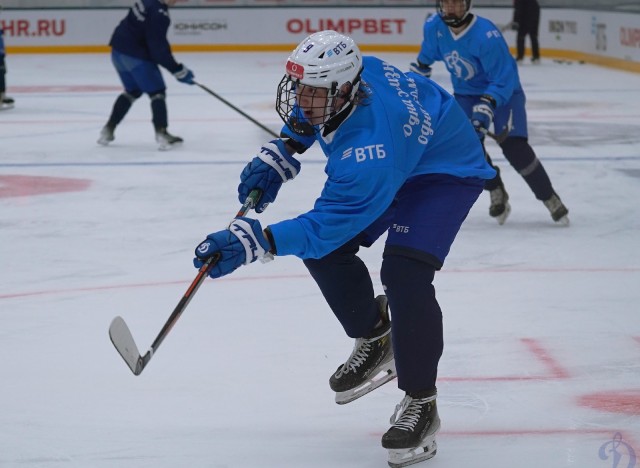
[[109, 316, 144, 375]]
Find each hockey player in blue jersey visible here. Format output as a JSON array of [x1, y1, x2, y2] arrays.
[[411, 0, 569, 225], [97, 0, 194, 150], [193, 31, 495, 467]]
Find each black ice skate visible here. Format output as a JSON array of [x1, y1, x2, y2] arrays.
[[489, 184, 511, 225], [329, 295, 396, 405], [543, 193, 569, 225], [97, 125, 115, 146], [0, 93, 14, 110], [155, 128, 183, 151], [382, 390, 441, 468]]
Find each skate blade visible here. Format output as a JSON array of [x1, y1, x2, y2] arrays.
[[495, 202, 511, 225], [388, 439, 437, 468], [335, 360, 397, 405], [157, 141, 182, 151], [555, 215, 570, 226]]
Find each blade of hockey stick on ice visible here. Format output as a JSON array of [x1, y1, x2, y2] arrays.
[[108, 189, 261, 376], [109, 316, 144, 375]]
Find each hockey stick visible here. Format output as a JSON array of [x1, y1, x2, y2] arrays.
[[194, 81, 279, 139], [486, 109, 513, 144], [109, 189, 262, 376]]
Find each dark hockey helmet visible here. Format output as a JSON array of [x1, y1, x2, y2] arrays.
[[438, 0, 473, 28], [276, 30, 363, 135]]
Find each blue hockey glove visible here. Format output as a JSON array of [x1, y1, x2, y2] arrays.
[[174, 64, 195, 85], [238, 139, 301, 213], [409, 61, 432, 78], [194, 217, 273, 279], [471, 95, 496, 138]]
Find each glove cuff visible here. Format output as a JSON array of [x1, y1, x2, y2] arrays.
[[229, 218, 272, 265], [480, 94, 497, 109], [257, 140, 301, 182]]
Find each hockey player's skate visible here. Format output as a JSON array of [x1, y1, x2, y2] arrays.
[[155, 128, 183, 151], [489, 184, 511, 225], [329, 295, 396, 405], [0, 93, 14, 110], [382, 391, 441, 468], [543, 193, 569, 225], [97, 125, 115, 146]]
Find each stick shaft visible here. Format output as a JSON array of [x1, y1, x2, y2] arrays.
[[195, 82, 279, 139], [140, 189, 261, 368]]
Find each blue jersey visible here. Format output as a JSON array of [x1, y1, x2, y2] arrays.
[[269, 56, 495, 260], [0, 28, 5, 56], [417, 14, 522, 107], [109, 0, 180, 74]]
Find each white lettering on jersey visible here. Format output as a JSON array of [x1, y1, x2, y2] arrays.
[[381, 62, 433, 145], [352, 144, 386, 163]]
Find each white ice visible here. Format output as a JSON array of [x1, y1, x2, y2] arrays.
[[1, 52, 639, 468]]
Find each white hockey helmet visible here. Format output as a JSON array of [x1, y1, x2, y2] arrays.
[[276, 30, 363, 134], [286, 30, 362, 93]]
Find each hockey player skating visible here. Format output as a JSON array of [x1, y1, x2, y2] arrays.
[[410, 0, 569, 225], [0, 15, 15, 110], [193, 31, 495, 467], [98, 0, 194, 150]]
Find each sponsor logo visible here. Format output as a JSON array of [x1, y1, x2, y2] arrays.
[[286, 60, 304, 80], [0, 19, 65, 37], [549, 20, 577, 34], [174, 21, 228, 35], [347, 144, 386, 163], [620, 27, 640, 48], [591, 16, 607, 51], [287, 18, 406, 35]]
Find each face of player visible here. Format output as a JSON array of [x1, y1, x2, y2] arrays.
[[295, 84, 330, 127], [440, 0, 467, 20]]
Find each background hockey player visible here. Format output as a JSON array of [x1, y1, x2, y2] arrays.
[[97, 0, 195, 150], [410, 0, 569, 225], [0, 7, 15, 110], [192, 30, 496, 467]]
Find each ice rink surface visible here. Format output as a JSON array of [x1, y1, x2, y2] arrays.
[[1, 51, 639, 468]]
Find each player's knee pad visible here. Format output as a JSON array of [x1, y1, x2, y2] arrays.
[[148, 90, 166, 101], [381, 254, 436, 300], [124, 90, 142, 101], [500, 136, 540, 176]]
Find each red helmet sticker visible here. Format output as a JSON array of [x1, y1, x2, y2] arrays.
[[286, 61, 304, 80]]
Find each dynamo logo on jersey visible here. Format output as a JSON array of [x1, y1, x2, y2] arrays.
[[443, 51, 476, 81]]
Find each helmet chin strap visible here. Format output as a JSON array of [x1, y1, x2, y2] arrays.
[[324, 71, 363, 126]]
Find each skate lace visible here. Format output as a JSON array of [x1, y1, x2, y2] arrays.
[[389, 396, 434, 432], [335, 337, 373, 377]]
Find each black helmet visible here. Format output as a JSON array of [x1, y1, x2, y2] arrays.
[[438, 0, 473, 28]]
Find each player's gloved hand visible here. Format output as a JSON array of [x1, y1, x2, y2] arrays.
[[510, 21, 519, 31], [471, 95, 496, 138], [409, 60, 432, 78], [238, 139, 301, 213], [194, 217, 273, 279], [174, 64, 195, 85]]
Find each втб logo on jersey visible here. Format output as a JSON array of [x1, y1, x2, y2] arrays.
[[444, 51, 475, 80], [342, 144, 386, 162]]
